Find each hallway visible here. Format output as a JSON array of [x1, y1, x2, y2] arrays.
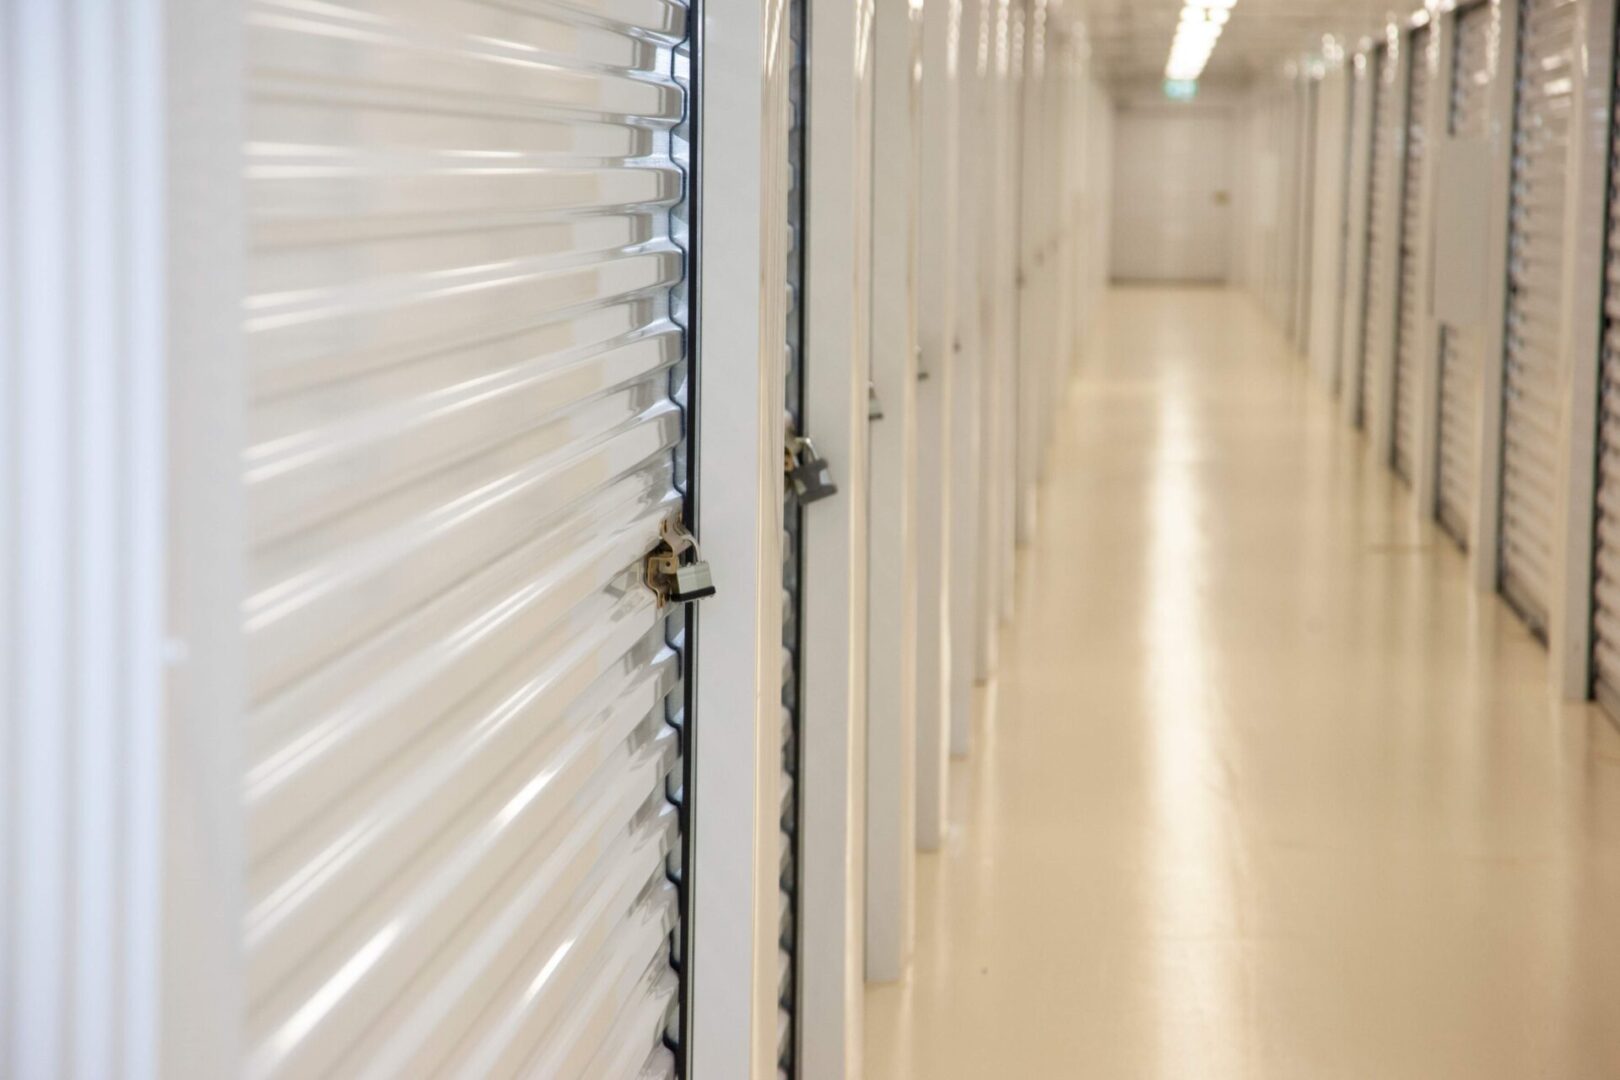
[[866, 288, 1620, 1079]]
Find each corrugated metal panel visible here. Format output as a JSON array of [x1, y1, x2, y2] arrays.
[[1356, 46, 1397, 430], [1500, 0, 1576, 633], [1592, 18, 1620, 711], [1436, 2, 1494, 547], [1392, 26, 1433, 483], [241, 2, 691, 1076], [780, 1, 806, 1072]]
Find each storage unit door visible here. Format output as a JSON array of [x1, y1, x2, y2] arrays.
[[1500, 0, 1576, 632], [241, 3, 692, 1077], [780, 1, 807, 1072], [1592, 16, 1620, 715], [1392, 26, 1433, 483], [1358, 45, 1396, 430], [1436, 2, 1493, 547]]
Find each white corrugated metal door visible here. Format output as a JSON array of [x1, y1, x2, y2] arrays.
[[1392, 26, 1433, 483], [1436, 2, 1493, 546], [242, 2, 692, 1076], [1500, 0, 1576, 632], [1592, 14, 1620, 714], [1357, 45, 1397, 430]]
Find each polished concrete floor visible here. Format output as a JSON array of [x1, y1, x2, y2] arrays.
[[864, 287, 1620, 1079]]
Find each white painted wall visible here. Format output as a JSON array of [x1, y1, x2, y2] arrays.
[[800, 0, 875, 1072], [913, 0, 960, 856], [1110, 103, 1235, 283], [2, 4, 242, 1076], [692, 0, 795, 1076], [1307, 63, 1351, 392], [864, 0, 921, 987]]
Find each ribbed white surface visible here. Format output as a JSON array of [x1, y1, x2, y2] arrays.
[[1392, 26, 1432, 484], [1592, 9, 1620, 705], [1357, 45, 1397, 430], [1, 1, 168, 1076], [241, 1, 689, 1075], [1500, 0, 1576, 632], [1436, 2, 1494, 547]]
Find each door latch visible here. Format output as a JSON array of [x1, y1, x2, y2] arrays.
[[868, 382, 885, 421], [645, 515, 717, 608]]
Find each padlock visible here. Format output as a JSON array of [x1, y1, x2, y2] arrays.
[[789, 437, 839, 504], [644, 515, 717, 608], [670, 560, 716, 603]]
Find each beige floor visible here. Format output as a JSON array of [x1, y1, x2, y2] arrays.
[[864, 287, 1620, 1080]]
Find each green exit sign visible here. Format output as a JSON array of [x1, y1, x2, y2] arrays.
[[1163, 79, 1198, 102]]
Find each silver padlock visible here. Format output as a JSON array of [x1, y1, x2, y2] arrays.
[[645, 515, 717, 608], [788, 435, 838, 504], [670, 560, 716, 603]]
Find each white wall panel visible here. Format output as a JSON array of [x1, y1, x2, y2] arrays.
[[915, 0, 962, 854], [2, 2, 245, 1076], [1111, 104, 1236, 282], [1339, 52, 1377, 425], [692, 0, 794, 1075], [970, 0, 1004, 684], [971, 0, 1009, 649], [1292, 77, 1318, 350], [865, 0, 922, 986], [1016, 1, 1047, 542], [1307, 63, 1352, 393], [1362, 42, 1404, 439], [800, 0, 875, 1071], [1279, 89, 1302, 332], [951, 0, 992, 754]]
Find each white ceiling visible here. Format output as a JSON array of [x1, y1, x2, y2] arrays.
[[1079, 0, 1417, 83]]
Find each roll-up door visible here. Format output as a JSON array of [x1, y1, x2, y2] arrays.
[[1591, 12, 1620, 715], [1392, 26, 1433, 483], [242, 3, 693, 1076], [1436, 2, 1493, 546], [780, 1, 807, 1073], [1357, 45, 1397, 430], [1500, 0, 1577, 632]]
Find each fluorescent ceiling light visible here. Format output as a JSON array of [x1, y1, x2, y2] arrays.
[[1164, 0, 1235, 81]]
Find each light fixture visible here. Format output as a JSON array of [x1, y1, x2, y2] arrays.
[[1163, 0, 1237, 83]]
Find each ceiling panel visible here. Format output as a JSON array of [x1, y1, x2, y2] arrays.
[[1080, 1, 1424, 83]]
